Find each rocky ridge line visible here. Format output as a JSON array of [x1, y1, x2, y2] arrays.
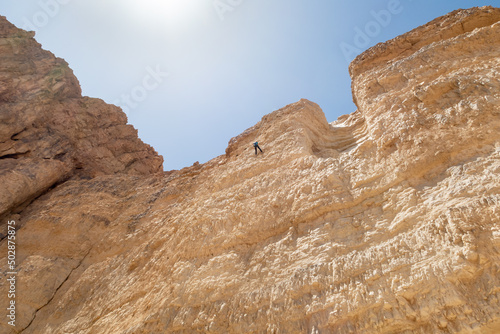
[[0, 6, 499, 334], [0, 16, 163, 223]]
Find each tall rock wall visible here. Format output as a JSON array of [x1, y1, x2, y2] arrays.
[[0, 17, 163, 222], [1, 6, 500, 334]]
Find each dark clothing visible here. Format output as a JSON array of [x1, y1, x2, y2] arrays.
[[254, 142, 263, 155]]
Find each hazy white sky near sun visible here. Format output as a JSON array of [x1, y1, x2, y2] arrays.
[[1, 0, 496, 170]]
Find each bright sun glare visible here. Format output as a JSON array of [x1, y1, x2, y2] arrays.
[[129, 0, 200, 27]]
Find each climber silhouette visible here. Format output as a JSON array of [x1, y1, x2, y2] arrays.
[[254, 141, 263, 155]]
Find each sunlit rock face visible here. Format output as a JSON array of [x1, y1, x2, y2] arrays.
[[1, 6, 500, 334]]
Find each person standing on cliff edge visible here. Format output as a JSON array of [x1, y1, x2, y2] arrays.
[[254, 141, 263, 155]]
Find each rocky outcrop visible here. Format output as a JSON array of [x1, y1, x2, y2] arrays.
[[0, 17, 163, 221], [1, 6, 500, 334]]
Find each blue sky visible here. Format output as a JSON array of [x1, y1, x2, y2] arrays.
[[1, 1, 496, 170]]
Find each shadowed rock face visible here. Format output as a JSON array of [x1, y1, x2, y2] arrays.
[[0, 17, 163, 221], [1, 6, 500, 334]]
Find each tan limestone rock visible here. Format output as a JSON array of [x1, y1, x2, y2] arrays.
[[0, 6, 500, 334]]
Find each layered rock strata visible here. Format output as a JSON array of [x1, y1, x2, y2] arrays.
[[1, 6, 500, 334]]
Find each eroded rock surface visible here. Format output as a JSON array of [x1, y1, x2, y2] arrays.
[[0, 6, 499, 334], [0, 16, 163, 221]]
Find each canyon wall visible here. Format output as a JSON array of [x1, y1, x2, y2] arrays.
[[0, 6, 499, 334], [0, 17, 163, 223]]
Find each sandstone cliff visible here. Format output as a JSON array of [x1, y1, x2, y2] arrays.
[[1, 6, 500, 334], [0, 16, 163, 223]]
